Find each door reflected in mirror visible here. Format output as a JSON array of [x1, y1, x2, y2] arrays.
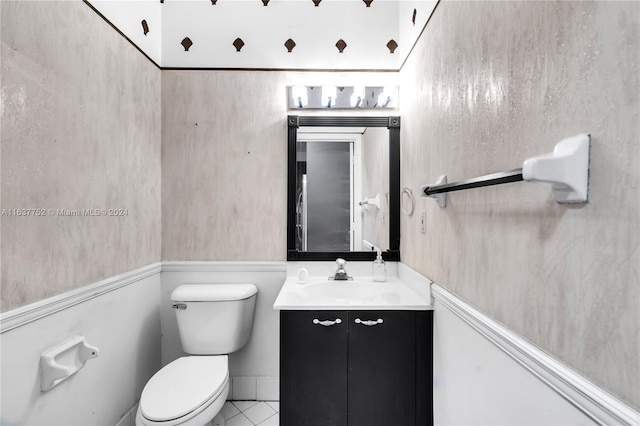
[[296, 127, 389, 252]]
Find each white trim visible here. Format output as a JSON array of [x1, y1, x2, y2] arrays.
[[0, 262, 162, 334], [1, 262, 286, 333], [431, 284, 640, 426], [115, 403, 138, 426], [161, 261, 287, 273]]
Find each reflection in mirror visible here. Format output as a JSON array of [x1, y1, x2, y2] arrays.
[[295, 128, 389, 253], [287, 116, 400, 262], [361, 127, 390, 251]]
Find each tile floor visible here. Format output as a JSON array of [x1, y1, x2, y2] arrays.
[[221, 401, 279, 426]]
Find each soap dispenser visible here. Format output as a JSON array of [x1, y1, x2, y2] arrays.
[[372, 249, 386, 282]]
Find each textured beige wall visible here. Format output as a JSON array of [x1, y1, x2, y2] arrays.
[[1, 1, 162, 312], [400, 1, 639, 408], [362, 126, 389, 250], [161, 71, 397, 260]]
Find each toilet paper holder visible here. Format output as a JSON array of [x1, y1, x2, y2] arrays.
[[40, 335, 99, 392]]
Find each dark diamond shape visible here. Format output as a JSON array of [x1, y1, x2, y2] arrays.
[[335, 39, 347, 53], [181, 37, 193, 51], [312, 0, 321, 6], [141, 20, 149, 36], [386, 39, 398, 54], [262, 0, 269, 5], [284, 38, 296, 52], [211, 0, 217, 4], [233, 38, 245, 52], [363, 0, 373, 6]]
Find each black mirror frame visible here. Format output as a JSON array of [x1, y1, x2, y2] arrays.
[[287, 115, 401, 262]]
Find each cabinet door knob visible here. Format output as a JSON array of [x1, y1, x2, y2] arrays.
[[354, 318, 384, 326], [312, 318, 342, 326]]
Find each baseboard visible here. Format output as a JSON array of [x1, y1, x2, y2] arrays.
[[431, 284, 640, 426], [230, 376, 279, 401], [0, 262, 162, 334], [115, 403, 138, 426]]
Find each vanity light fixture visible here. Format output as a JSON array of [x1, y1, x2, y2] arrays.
[[378, 93, 391, 107], [287, 86, 398, 109], [322, 86, 337, 108], [292, 86, 308, 108], [377, 87, 396, 108], [350, 86, 365, 108]]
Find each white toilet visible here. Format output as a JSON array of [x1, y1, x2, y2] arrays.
[[135, 284, 258, 426]]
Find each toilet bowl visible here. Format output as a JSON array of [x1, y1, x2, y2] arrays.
[[136, 356, 229, 426], [135, 284, 258, 426]]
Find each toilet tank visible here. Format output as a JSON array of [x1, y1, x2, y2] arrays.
[[171, 284, 258, 355]]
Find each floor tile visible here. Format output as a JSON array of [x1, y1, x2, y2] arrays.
[[225, 413, 254, 426], [243, 402, 276, 425], [266, 401, 279, 412], [231, 400, 258, 412], [220, 401, 240, 420], [257, 413, 279, 426]]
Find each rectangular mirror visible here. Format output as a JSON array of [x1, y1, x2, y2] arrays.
[[287, 116, 400, 261]]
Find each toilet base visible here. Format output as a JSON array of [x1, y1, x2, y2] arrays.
[[209, 413, 225, 426]]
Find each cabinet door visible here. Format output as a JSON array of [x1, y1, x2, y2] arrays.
[[416, 311, 434, 426], [280, 310, 348, 426], [348, 311, 416, 426]]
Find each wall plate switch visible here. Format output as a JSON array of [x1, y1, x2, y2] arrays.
[[420, 210, 427, 234]]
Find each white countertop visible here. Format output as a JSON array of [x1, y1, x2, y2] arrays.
[[273, 275, 433, 311]]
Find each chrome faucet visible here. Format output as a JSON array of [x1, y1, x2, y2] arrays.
[[331, 258, 352, 281]]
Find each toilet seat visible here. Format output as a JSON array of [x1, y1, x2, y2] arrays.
[[140, 356, 228, 423]]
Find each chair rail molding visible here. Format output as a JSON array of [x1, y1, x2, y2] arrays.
[[1, 261, 286, 334], [1, 263, 163, 333], [431, 284, 640, 426]]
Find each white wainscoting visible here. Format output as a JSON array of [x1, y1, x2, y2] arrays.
[[432, 284, 640, 426], [0, 263, 162, 426], [4, 261, 637, 425], [160, 261, 287, 401]]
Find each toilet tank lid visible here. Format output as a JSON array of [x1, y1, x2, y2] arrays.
[[171, 284, 258, 302]]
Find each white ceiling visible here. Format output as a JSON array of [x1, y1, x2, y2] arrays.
[[88, 0, 438, 70]]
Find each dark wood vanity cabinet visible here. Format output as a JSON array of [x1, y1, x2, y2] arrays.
[[280, 310, 433, 426]]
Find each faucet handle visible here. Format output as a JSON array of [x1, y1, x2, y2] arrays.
[[336, 258, 346, 268]]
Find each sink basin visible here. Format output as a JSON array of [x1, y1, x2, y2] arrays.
[[303, 281, 383, 300], [273, 273, 432, 311]]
